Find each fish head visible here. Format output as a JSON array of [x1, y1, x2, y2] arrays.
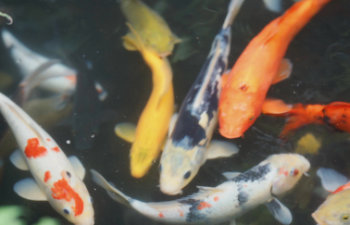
[[267, 153, 310, 196], [312, 189, 350, 225], [219, 90, 258, 138], [159, 142, 203, 195], [49, 171, 94, 225]]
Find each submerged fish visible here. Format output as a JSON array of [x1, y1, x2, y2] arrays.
[[120, 0, 180, 57], [92, 153, 310, 224], [312, 168, 350, 225], [115, 23, 174, 178], [262, 99, 350, 138], [159, 0, 244, 195], [1, 30, 77, 98], [218, 0, 332, 139], [0, 93, 94, 225]]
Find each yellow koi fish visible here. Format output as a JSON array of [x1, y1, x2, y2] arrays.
[[115, 24, 174, 178], [120, 0, 180, 57]]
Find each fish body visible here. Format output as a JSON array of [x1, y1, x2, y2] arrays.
[[262, 99, 350, 137], [0, 95, 73, 158], [0, 93, 94, 225], [116, 24, 174, 178], [121, 0, 180, 57], [1, 30, 77, 96], [218, 0, 331, 139], [159, 0, 244, 195], [92, 153, 310, 224], [312, 168, 350, 225]]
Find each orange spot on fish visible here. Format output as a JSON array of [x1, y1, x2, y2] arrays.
[[46, 138, 51, 142], [158, 212, 164, 218], [214, 196, 219, 202], [197, 201, 212, 210], [292, 169, 299, 176], [279, 168, 288, 176], [178, 209, 184, 217], [25, 138, 47, 158], [51, 177, 84, 216], [51, 147, 60, 152], [66, 75, 77, 84], [44, 171, 51, 182]]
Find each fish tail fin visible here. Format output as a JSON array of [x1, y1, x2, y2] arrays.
[[90, 169, 132, 207], [222, 0, 245, 29]]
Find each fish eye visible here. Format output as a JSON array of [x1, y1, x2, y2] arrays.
[[183, 171, 191, 179], [66, 171, 71, 178], [63, 208, 70, 215], [342, 214, 350, 221]]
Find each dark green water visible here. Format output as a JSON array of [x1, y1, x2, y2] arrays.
[[0, 0, 349, 224]]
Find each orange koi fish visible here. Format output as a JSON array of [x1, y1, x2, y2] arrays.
[[218, 0, 332, 139], [262, 99, 350, 138]]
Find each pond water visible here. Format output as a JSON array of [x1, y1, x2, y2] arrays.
[[0, 0, 349, 224]]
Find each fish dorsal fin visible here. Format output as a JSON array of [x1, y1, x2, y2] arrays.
[[265, 197, 292, 225], [68, 156, 85, 180], [272, 58, 292, 85], [114, 122, 136, 143], [316, 167, 348, 192], [222, 171, 241, 180], [14, 178, 47, 201], [10, 149, 28, 171], [205, 140, 239, 161], [90, 169, 131, 207]]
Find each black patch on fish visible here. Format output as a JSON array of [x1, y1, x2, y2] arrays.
[[170, 29, 231, 148], [237, 185, 249, 206], [171, 112, 207, 149], [178, 198, 207, 222], [232, 163, 271, 183]]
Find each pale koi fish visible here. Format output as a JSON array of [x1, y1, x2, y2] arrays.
[[313, 167, 350, 225], [92, 153, 310, 224], [0, 93, 94, 225], [159, 0, 244, 195], [1, 30, 107, 102]]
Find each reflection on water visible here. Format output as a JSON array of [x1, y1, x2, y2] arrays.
[[0, 0, 349, 224]]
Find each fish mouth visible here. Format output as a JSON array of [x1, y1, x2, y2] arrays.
[[160, 184, 183, 196], [312, 211, 326, 225]]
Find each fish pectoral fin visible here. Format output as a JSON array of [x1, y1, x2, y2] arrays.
[[263, 0, 282, 13], [222, 171, 241, 180], [265, 197, 292, 225], [205, 140, 239, 160], [10, 149, 28, 171], [114, 122, 136, 143], [122, 32, 139, 51], [196, 186, 223, 194], [14, 178, 47, 201], [272, 58, 292, 85], [229, 219, 236, 225], [90, 169, 131, 207], [262, 98, 292, 115], [69, 156, 86, 180], [316, 167, 348, 192]]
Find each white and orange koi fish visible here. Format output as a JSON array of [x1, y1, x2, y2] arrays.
[[92, 153, 310, 225], [0, 93, 94, 225]]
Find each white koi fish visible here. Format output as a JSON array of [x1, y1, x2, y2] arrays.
[[1, 30, 77, 96], [0, 93, 94, 225], [92, 153, 310, 225], [159, 0, 244, 195]]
